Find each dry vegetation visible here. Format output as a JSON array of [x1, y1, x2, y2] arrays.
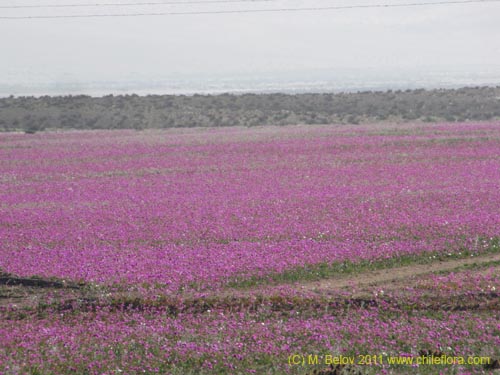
[[1, 86, 500, 133]]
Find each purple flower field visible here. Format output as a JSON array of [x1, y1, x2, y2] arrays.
[[1, 122, 499, 374], [2, 123, 500, 289]]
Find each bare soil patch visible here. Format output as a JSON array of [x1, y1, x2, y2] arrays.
[[297, 252, 500, 295], [0, 272, 85, 309]]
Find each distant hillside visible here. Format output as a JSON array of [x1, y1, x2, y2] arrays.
[[1, 86, 499, 133]]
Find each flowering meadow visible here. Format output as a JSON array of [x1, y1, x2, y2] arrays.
[[1, 122, 499, 374]]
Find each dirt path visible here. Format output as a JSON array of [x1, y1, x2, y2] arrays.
[[298, 252, 500, 294], [2, 252, 499, 310]]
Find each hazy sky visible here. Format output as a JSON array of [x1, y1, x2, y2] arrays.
[[1, 0, 500, 91]]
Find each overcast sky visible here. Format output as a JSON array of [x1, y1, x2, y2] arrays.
[[1, 0, 500, 93]]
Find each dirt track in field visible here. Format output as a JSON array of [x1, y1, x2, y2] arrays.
[[297, 252, 500, 294], [2, 252, 500, 310]]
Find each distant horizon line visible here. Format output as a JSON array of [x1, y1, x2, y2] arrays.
[[1, 83, 499, 99]]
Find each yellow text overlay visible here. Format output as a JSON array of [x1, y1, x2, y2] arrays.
[[288, 354, 491, 367]]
